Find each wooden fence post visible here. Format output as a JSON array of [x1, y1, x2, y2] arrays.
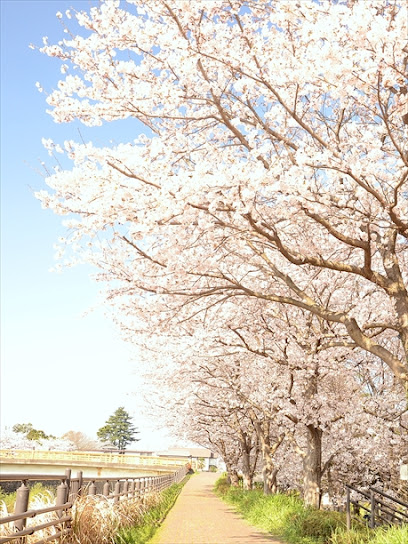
[[89, 480, 97, 495], [103, 480, 110, 496], [129, 479, 135, 497], [56, 477, 68, 518], [78, 471, 83, 496], [69, 471, 82, 501], [65, 469, 71, 501], [14, 480, 29, 532], [346, 487, 351, 530], [114, 480, 121, 503], [123, 479, 129, 498]]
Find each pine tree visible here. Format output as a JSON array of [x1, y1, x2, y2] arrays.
[[97, 407, 139, 451]]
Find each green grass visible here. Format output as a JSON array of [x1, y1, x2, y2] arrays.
[[115, 478, 189, 544], [0, 488, 16, 512], [330, 524, 408, 544], [0, 482, 55, 513], [214, 476, 408, 544]]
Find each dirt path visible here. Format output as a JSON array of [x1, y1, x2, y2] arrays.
[[152, 472, 285, 544]]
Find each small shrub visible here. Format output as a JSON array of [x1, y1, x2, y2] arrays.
[[285, 509, 346, 543], [214, 476, 231, 495]]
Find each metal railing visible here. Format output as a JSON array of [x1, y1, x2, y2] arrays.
[[0, 450, 187, 467], [346, 484, 408, 530], [0, 465, 189, 543]]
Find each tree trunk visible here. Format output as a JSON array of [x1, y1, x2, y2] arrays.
[[261, 437, 279, 494], [249, 413, 284, 495], [225, 459, 240, 487], [263, 466, 278, 495], [229, 469, 239, 487], [303, 425, 323, 508], [241, 449, 253, 490]]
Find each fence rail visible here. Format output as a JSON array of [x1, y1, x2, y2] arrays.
[[0, 465, 188, 543], [346, 484, 408, 530]]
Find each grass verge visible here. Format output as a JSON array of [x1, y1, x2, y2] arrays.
[[115, 477, 189, 544], [214, 476, 408, 544]]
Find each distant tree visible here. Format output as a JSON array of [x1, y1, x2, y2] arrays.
[[12, 423, 53, 440], [26, 429, 50, 440], [97, 407, 139, 451], [62, 431, 99, 451], [12, 423, 34, 435]]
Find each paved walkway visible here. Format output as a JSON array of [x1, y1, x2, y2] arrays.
[[152, 472, 284, 544]]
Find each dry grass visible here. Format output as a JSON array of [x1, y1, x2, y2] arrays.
[[71, 494, 121, 544], [0, 490, 68, 543], [71, 491, 161, 544], [0, 488, 164, 544]]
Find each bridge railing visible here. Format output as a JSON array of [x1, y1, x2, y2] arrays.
[[0, 465, 189, 543], [0, 449, 187, 467]]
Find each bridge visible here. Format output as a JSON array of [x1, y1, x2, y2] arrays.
[[0, 449, 189, 479]]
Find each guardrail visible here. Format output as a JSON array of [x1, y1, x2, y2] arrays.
[[0, 465, 189, 543], [0, 450, 187, 467], [346, 484, 408, 530]]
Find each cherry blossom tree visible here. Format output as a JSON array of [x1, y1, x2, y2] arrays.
[[135, 290, 407, 506], [36, 0, 408, 389], [62, 430, 99, 450], [0, 430, 75, 451], [144, 348, 261, 489]]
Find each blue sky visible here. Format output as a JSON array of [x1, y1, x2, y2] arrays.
[[1, 0, 172, 449]]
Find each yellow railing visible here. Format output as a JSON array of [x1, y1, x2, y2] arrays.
[[0, 450, 187, 467]]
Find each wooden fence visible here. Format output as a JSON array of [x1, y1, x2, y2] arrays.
[[0, 465, 189, 543], [346, 484, 408, 530]]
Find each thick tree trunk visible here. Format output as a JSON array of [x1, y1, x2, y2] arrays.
[[303, 425, 323, 508]]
